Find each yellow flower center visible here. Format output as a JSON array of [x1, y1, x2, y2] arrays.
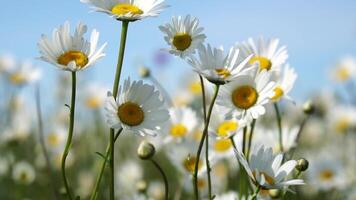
[[170, 124, 188, 137], [217, 121, 238, 137], [335, 117, 350, 133], [117, 102, 144, 126], [271, 86, 284, 101], [85, 97, 101, 109], [57, 50, 88, 68], [197, 178, 206, 189], [189, 81, 202, 95], [215, 68, 231, 78], [335, 67, 351, 81], [183, 156, 202, 173], [232, 85, 258, 109], [47, 133, 61, 146], [214, 139, 233, 152], [249, 56, 272, 71], [9, 73, 26, 84], [173, 33, 192, 51], [253, 171, 275, 185], [319, 169, 334, 181], [111, 4, 143, 15], [19, 172, 28, 182]]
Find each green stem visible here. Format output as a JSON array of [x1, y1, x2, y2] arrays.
[[242, 127, 247, 155], [109, 20, 129, 200], [193, 84, 220, 200], [200, 76, 213, 200], [251, 186, 261, 200], [246, 119, 257, 161], [90, 129, 123, 200], [61, 71, 76, 200], [150, 159, 169, 200], [274, 103, 284, 152]]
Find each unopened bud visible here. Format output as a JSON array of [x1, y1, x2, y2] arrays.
[[138, 66, 150, 78], [296, 158, 309, 172], [136, 180, 147, 193], [303, 100, 315, 115], [269, 189, 282, 199], [137, 140, 155, 160]]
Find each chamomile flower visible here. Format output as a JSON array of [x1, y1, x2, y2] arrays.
[[105, 78, 169, 137], [188, 44, 254, 85], [235, 145, 304, 189], [83, 83, 108, 109], [38, 21, 106, 72], [215, 191, 238, 200], [330, 57, 356, 82], [6, 61, 41, 85], [81, 0, 167, 21], [217, 70, 276, 121], [45, 127, 66, 152], [159, 15, 206, 58], [12, 161, 36, 185], [163, 107, 198, 143], [116, 160, 143, 196], [327, 105, 356, 134], [270, 64, 297, 102], [238, 37, 288, 72]]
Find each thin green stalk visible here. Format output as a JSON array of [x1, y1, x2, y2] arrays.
[[246, 119, 257, 161], [242, 127, 247, 155], [251, 186, 261, 200], [35, 84, 59, 200], [193, 84, 220, 200], [109, 20, 129, 200], [90, 129, 123, 200], [274, 103, 284, 152], [150, 159, 169, 200], [61, 71, 77, 200], [199, 76, 213, 199]]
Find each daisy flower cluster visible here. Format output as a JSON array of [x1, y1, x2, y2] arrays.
[[1, 1, 356, 200]]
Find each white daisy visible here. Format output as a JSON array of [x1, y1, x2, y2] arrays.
[[214, 191, 238, 200], [116, 160, 143, 196], [0, 54, 16, 73], [159, 15, 206, 58], [217, 70, 276, 121], [38, 21, 106, 72], [163, 106, 198, 144], [12, 161, 36, 185], [188, 44, 254, 84], [270, 64, 297, 102], [45, 127, 67, 152], [238, 37, 288, 72], [330, 56, 356, 82], [105, 77, 169, 137], [80, 0, 167, 21], [327, 105, 356, 134], [83, 83, 108, 109], [6, 61, 41, 85], [234, 145, 304, 189]]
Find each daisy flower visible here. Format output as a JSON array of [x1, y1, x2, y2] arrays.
[[38, 21, 106, 72], [0, 54, 15, 73], [80, 0, 167, 21], [188, 44, 254, 85], [238, 37, 288, 72], [235, 145, 304, 189], [327, 105, 356, 134], [105, 77, 169, 137], [12, 161, 36, 185], [217, 70, 276, 121], [271, 64, 297, 102], [159, 15, 206, 58], [330, 57, 356, 82], [6, 61, 41, 85], [163, 107, 198, 143], [45, 127, 67, 152], [83, 83, 108, 109]]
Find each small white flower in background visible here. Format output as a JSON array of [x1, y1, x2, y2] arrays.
[[116, 160, 143, 196], [270, 64, 297, 102], [105, 77, 169, 137], [83, 83, 108, 109], [160, 15, 206, 58], [76, 171, 95, 198], [81, 0, 167, 21], [235, 145, 304, 189], [45, 127, 67, 152], [6, 61, 41, 85], [147, 181, 165, 200], [327, 105, 356, 134], [12, 161, 36, 185], [163, 107, 198, 144], [330, 57, 356, 82], [0, 54, 16, 73], [188, 44, 254, 85], [238, 37, 288, 73], [38, 21, 107, 72], [217, 70, 275, 122], [214, 191, 238, 200]]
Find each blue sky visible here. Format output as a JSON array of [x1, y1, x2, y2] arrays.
[[1, 0, 356, 100]]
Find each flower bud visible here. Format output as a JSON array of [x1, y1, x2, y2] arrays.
[[138, 66, 150, 78], [303, 100, 315, 115], [137, 140, 155, 160], [269, 189, 282, 199], [296, 158, 309, 172]]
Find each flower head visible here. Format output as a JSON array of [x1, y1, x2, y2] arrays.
[[38, 21, 106, 72], [12, 161, 36, 185], [5, 61, 41, 85], [271, 64, 297, 102]]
